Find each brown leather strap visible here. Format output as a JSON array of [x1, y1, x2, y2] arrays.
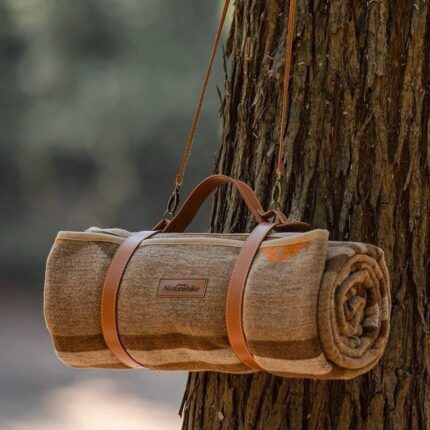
[[170, 0, 297, 201], [176, 0, 231, 186], [101, 231, 158, 368], [277, 0, 297, 176], [159, 174, 266, 232], [226, 222, 276, 369], [155, 174, 311, 233]]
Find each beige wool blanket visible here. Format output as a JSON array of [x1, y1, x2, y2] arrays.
[[44, 227, 390, 379]]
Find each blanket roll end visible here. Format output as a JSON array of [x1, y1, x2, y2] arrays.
[[318, 242, 391, 375]]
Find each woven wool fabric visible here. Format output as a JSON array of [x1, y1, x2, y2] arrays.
[[44, 227, 391, 379]]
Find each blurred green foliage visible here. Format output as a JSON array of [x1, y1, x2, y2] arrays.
[[0, 0, 225, 281]]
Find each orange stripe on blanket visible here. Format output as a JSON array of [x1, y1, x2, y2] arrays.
[[261, 242, 306, 263]]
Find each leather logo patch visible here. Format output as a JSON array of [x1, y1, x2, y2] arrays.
[[157, 279, 207, 298]]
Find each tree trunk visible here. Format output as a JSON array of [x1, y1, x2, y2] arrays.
[[181, 0, 430, 429]]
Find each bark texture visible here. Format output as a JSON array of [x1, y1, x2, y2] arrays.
[[181, 0, 430, 429]]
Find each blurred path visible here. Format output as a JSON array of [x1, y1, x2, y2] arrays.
[[0, 287, 186, 429]]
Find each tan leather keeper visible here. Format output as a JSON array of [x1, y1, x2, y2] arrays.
[[101, 230, 158, 368]]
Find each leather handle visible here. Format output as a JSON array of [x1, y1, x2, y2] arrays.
[[154, 174, 311, 233], [156, 175, 267, 232]]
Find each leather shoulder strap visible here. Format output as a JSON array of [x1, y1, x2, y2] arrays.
[[226, 222, 276, 369], [170, 0, 297, 196], [101, 230, 158, 368]]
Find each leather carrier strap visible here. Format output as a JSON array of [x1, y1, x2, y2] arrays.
[[103, 175, 309, 370], [101, 0, 302, 371], [101, 230, 158, 368], [226, 222, 276, 369]]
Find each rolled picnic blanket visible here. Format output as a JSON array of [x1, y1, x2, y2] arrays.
[[44, 227, 390, 379]]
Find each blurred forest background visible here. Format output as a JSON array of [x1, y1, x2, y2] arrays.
[[0, 0, 226, 428]]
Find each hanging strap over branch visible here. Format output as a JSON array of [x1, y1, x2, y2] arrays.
[[166, 0, 297, 216]]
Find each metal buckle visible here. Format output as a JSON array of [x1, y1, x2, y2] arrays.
[[163, 180, 181, 219]]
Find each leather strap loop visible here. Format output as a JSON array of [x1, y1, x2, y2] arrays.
[[226, 222, 276, 369], [101, 231, 158, 368], [258, 209, 289, 224]]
